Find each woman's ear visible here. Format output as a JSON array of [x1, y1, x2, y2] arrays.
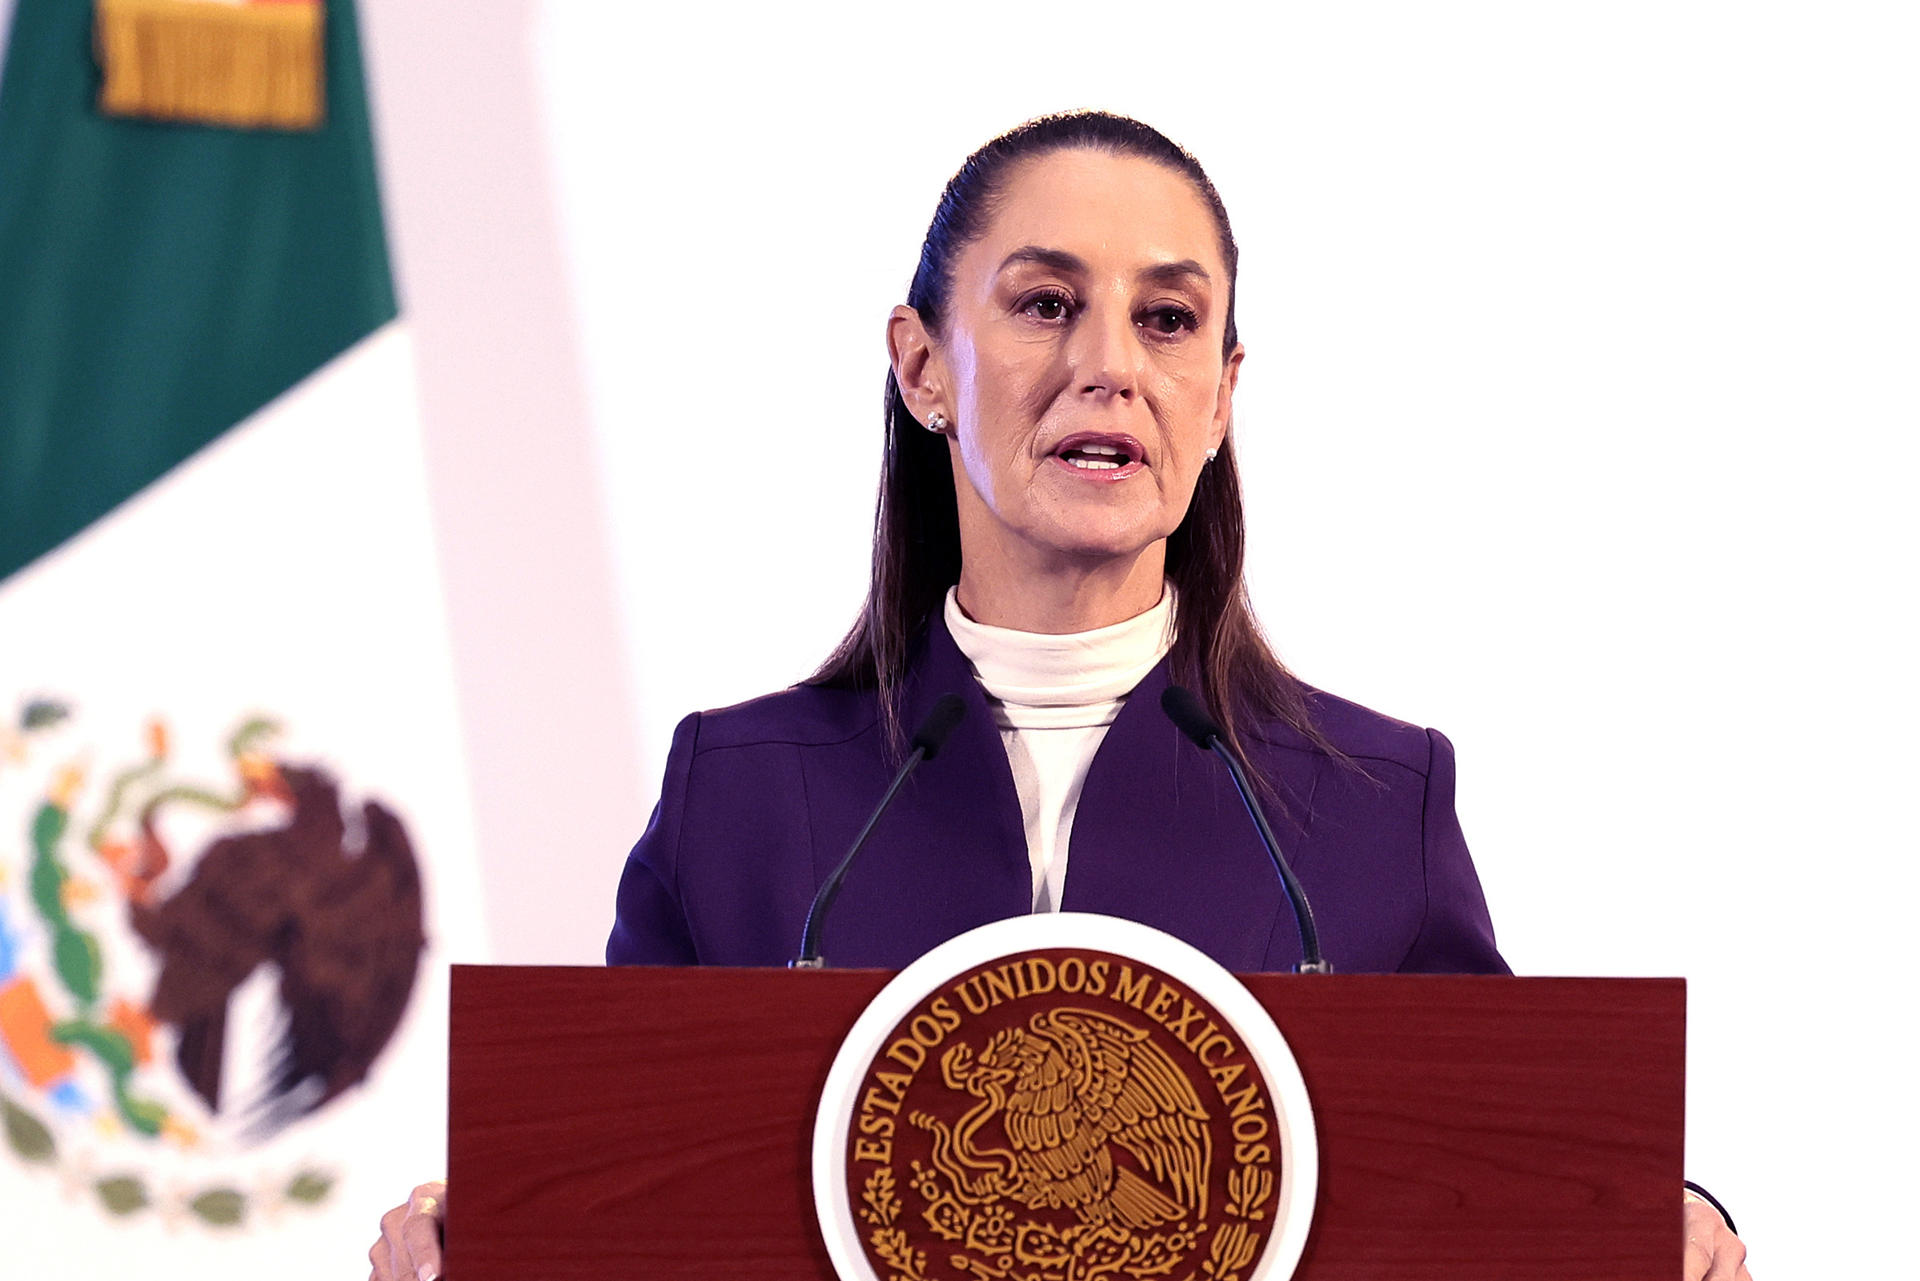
[[1210, 343, 1245, 454], [888, 305, 949, 428]]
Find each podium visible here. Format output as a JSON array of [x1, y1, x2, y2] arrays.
[[447, 966, 1683, 1280]]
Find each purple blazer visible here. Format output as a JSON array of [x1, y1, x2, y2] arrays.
[[607, 616, 1507, 975]]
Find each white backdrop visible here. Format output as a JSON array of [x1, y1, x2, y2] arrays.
[[367, 2, 1914, 1277]]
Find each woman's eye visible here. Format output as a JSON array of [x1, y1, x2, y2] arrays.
[[1141, 306, 1199, 335], [1023, 292, 1073, 321]]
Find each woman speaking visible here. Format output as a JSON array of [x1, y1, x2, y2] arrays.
[[372, 112, 1751, 1281], [607, 111, 1500, 976]]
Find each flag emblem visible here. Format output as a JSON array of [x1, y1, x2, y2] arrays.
[[0, 701, 425, 1225]]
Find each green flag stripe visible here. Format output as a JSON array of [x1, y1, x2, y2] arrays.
[[0, 0, 398, 582]]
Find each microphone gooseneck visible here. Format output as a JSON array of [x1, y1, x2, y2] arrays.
[[1160, 686, 1332, 974], [792, 694, 968, 969]]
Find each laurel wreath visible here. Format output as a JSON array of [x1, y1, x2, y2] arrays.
[[1197, 1163, 1276, 1281], [856, 1153, 1276, 1281], [2, 1086, 334, 1225], [860, 1168, 929, 1280]]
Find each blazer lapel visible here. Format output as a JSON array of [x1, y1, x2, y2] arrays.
[[1061, 662, 1323, 972], [806, 616, 1331, 972], [808, 616, 1030, 968]]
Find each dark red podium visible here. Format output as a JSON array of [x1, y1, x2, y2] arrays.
[[448, 967, 1683, 1280]]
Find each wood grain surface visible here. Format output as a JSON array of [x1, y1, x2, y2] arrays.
[[448, 967, 1683, 1280]]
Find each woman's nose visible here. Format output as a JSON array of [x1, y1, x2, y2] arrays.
[[1067, 302, 1143, 401]]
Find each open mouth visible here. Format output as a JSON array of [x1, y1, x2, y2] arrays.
[[1051, 433, 1145, 478]]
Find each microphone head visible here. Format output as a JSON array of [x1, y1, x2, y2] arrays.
[[1161, 685, 1224, 750], [910, 694, 968, 760]]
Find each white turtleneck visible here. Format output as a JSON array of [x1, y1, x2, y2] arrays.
[[943, 587, 1175, 912]]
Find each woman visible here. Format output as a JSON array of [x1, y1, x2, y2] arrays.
[[608, 112, 1501, 976], [373, 112, 1751, 1281]]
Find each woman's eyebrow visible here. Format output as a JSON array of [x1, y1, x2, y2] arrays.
[[1141, 259, 1211, 288], [995, 247, 1212, 289], [997, 246, 1086, 276]]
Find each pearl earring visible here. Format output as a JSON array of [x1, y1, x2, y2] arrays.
[[925, 412, 949, 434], [1205, 447, 1218, 463]]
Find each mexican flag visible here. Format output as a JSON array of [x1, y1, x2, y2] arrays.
[[0, 2, 484, 1275]]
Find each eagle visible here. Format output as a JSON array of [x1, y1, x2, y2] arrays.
[[916, 1007, 1211, 1231], [128, 763, 426, 1140]]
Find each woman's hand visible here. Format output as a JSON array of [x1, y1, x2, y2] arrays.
[[370, 1181, 447, 1281], [1684, 1189, 1751, 1281]]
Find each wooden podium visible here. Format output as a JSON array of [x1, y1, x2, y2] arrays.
[[448, 967, 1683, 1280]]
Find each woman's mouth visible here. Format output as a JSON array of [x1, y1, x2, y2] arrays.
[[1050, 433, 1145, 480]]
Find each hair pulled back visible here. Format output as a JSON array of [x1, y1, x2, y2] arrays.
[[813, 111, 1317, 760]]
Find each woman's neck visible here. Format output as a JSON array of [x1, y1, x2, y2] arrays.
[[954, 543, 1167, 633]]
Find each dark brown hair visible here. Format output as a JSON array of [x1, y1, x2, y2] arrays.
[[812, 112, 1318, 760]]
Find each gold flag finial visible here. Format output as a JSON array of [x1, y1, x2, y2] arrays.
[[95, 0, 326, 131]]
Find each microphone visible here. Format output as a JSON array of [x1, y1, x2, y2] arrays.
[[1161, 686, 1332, 974], [792, 694, 968, 968], [909, 694, 968, 760]]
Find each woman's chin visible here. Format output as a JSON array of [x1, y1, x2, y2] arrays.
[[1027, 518, 1172, 570]]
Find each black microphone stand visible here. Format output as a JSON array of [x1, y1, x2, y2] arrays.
[[791, 694, 967, 969], [1162, 686, 1332, 974]]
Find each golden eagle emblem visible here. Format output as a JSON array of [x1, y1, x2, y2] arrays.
[[914, 1007, 1210, 1230], [845, 949, 1284, 1281]]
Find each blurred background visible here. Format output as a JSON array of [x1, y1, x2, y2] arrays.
[[1, 1, 1913, 1276]]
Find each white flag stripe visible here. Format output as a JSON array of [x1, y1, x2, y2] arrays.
[[1, 321, 485, 1273]]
